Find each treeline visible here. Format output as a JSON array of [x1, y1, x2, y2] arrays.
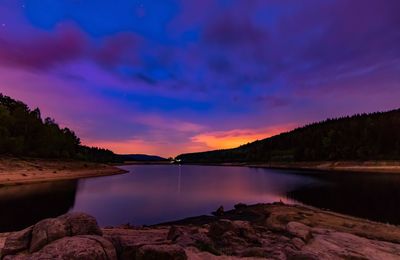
[[0, 94, 120, 162], [177, 109, 400, 163], [118, 154, 168, 161]]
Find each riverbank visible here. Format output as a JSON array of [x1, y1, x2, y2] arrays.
[[261, 161, 400, 174], [181, 160, 400, 174], [1, 203, 400, 259], [0, 157, 126, 186]]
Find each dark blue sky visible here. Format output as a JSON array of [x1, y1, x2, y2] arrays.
[[1, 0, 399, 156]]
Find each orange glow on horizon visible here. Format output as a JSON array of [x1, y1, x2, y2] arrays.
[[191, 125, 293, 150], [83, 124, 294, 157]]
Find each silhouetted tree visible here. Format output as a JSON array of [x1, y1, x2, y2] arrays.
[[0, 94, 120, 162], [177, 109, 400, 163]]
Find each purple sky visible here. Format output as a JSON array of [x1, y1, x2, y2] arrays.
[[0, 0, 399, 156]]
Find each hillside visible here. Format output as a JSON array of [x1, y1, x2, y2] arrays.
[[0, 94, 120, 162], [118, 154, 168, 162], [177, 109, 400, 163]]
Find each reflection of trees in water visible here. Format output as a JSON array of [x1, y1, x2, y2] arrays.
[[287, 173, 400, 225], [0, 180, 78, 232]]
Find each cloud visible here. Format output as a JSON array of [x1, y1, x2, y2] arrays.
[[1, 0, 399, 157], [191, 125, 294, 150], [0, 24, 87, 70], [94, 33, 141, 68], [203, 14, 268, 48], [255, 96, 291, 108]]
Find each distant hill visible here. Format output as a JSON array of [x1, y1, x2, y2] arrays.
[[177, 109, 400, 163], [118, 154, 168, 162], [0, 93, 120, 162]]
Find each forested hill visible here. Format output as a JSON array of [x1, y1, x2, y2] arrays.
[[0, 94, 119, 162], [118, 154, 168, 161], [177, 109, 400, 163]]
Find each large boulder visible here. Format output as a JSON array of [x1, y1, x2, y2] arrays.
[[2, 212, 105, 258], [29, 218, 68, 253], [29, 212, 102, 253], [59, 212, 103, 237], [4, 236, 117, 260]]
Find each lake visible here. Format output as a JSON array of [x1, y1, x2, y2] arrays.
[[1, 164, 400, 232]]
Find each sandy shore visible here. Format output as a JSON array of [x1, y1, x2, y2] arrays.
[[252, 161, 400, 173], [0, 157, 126, 186], [181, 161, 400, 174]]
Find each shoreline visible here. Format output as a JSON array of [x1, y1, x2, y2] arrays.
[[0, 157, 127, 186], [178, 160, 400, 174]]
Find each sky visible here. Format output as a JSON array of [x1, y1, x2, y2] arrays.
[[0, 0, 399, 157]]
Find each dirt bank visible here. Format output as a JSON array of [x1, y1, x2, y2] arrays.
[[0, 157, 126, 186], [181, 161, 400, 174]]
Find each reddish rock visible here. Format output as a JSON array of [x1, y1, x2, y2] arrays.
[[136, 244, 187, 260], [286, 222, 312, 241], [167, 226, 185, 241], [30, 218, 67, 252], [212, 206, 224, 216], [58, 212, 103, 236], [1, 227, 32, 256], [5, 236, 117, 260]]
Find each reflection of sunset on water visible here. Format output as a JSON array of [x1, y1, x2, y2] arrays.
[[72, 165, 316, 226]]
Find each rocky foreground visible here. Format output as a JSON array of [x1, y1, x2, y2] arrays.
[[1, 203, 400, 259]]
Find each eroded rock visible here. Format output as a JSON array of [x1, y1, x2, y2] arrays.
[[5, 236, 117, 260], [1, 227, 32, 256], [167, 226, 184, 241], [286, 221, 312, 241], [2, 212, 105, 259], [30, 218, 67, 252], [136, 244, 187, 260], [28, 212, 102, 253], [59, 212, 102, 237]]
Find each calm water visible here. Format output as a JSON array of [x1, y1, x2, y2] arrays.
[[1, 164, 400, 232]]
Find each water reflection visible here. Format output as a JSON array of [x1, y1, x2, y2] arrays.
[[287, 171, 400, 224], [71, 165, 319, 226], [0, 180, 77, 232], [2, 165, 400, 231]]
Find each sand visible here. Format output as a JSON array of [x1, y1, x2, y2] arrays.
[[0, 157, 126, 186], [254, 161, 400, 173], [183, 161, 400, 174]]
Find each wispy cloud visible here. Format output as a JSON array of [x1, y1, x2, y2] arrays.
[[0, 0, 399, 156]]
